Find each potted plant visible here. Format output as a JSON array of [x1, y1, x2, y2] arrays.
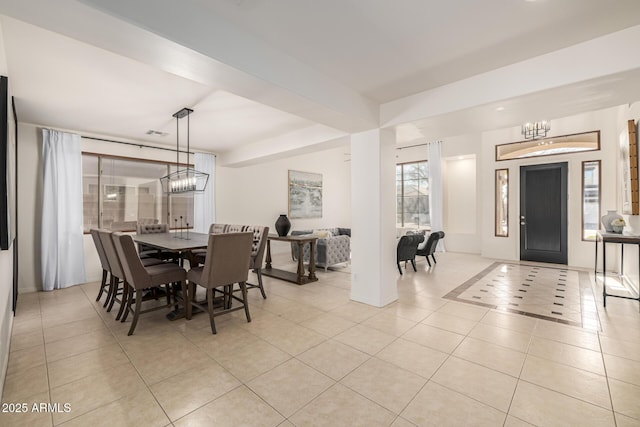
[[611, 218, 626, 233]]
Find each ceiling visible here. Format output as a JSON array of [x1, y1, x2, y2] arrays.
[[1, 0, 640, 164]]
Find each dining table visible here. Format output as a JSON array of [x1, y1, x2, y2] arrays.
[[133, 231, 210, 320]]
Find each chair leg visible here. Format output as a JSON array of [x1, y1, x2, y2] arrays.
[[240, 281, 251, 323], [128, 289, 143, 336], [96, 270, 108, 302], [397, 263, 403, 275], [426, 256, 432, 267], [411, 259, 417, 272], [121, 286, 134, 322], [432, 254, 437, 264], [107, 276, 124, 312], [188, 281, 195, 320], [207, 288, 217, 334], [256, 269, 267, 299], [182, 281, 192, 320], [103, 273, 114, 308], [116, 282, 128, 321]]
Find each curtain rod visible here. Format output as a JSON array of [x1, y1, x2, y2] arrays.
[[396, 142, 428, 150], [396, 140, 442, 151], [81, 135, 216, 157]]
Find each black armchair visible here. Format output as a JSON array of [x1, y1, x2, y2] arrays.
[[416, 231, 445, 267], [396, 234, 425, 275]]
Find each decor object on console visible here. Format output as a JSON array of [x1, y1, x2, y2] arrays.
[[160, 107, 209, 194], [275, 214, 291, 236], [291, 228, 350, 271], [602, 210, 623, 233], [521, 120, 550, 140], [611, 218, 625, 234], [288, 170, 322, 219]]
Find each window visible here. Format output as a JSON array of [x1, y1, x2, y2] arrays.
[[495, 169, 509, 237], [396, 161, 429, 228], [82, 154, 193, 233], [496, 130, 600, 161], [582, 160, 601, 241]]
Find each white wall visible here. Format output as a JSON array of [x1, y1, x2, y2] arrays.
[[0, 19, 15, 400], [480, 105, 621, 268], [216, 145, 351, 253]]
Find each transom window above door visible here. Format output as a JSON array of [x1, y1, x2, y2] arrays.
[[496, 130, 600, 161]]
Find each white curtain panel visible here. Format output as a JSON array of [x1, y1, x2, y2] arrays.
[[428, 140, 446, 251], [194, 152, 216, 233], [41, 129, 86, 290]]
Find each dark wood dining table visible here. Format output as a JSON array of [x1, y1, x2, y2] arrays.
[[133, 231, 210, 320]]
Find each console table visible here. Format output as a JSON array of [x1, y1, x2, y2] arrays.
[[263, 234, 318, 285], [595, 231, 640, 308]]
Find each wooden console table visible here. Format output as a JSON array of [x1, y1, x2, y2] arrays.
[[595, 231, 640, 308], [263, 234, 318, 285]]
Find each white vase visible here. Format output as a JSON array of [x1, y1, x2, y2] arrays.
[[602, 210, 622, 232]]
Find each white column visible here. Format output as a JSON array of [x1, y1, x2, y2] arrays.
[[350, 129, 397, 307]]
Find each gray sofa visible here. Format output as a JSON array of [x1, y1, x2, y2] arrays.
[[290, 228, 351, 271]]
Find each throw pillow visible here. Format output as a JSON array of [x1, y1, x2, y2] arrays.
[[313, 229, 332, 238]]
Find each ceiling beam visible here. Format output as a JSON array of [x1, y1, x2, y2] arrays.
[[381, 24, 640, 128]]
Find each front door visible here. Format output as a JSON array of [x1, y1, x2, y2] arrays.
[[520, 162, 568, 264]]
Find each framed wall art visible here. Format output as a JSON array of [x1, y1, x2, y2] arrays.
[[620, 119, 638, 215], [288, 170, 322, 219]]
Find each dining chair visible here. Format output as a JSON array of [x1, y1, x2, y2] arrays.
[[98, 229, 128, 315], [187, 232, 253, 334], [193, 224, 270, 299], [90, 229, 111, 304], [112, 232, 188, 335], [99, 230, 163, 318], [137, 223, 177, 261]]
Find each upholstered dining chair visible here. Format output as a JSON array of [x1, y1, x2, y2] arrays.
[[136, 223, 176, 261], [416, 231, 445, 267], [187, 232, 253, 334], [90, 229, 111, 305], [193, 224, 270, 299], [112, 232, 188, 336], [98, 229, 128, 316], [99, 230, 164, 318]]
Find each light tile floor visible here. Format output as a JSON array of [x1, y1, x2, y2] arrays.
[[2, 252, 640, 426]]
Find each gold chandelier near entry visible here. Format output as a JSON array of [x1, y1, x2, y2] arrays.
[[521, 120, 550, 140], [160, 107, 209, 194]]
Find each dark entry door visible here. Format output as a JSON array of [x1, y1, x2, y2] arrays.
[[520, 162, 567, 264]]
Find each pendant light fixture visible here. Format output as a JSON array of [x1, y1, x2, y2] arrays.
[[160, 107, 209, 194]]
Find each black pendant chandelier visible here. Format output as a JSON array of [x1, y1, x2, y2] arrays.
[[160, 107, 209, 194]]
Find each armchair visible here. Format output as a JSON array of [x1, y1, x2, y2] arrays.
[[397, 234, 425, 274], [416, 231, 445, 267]]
